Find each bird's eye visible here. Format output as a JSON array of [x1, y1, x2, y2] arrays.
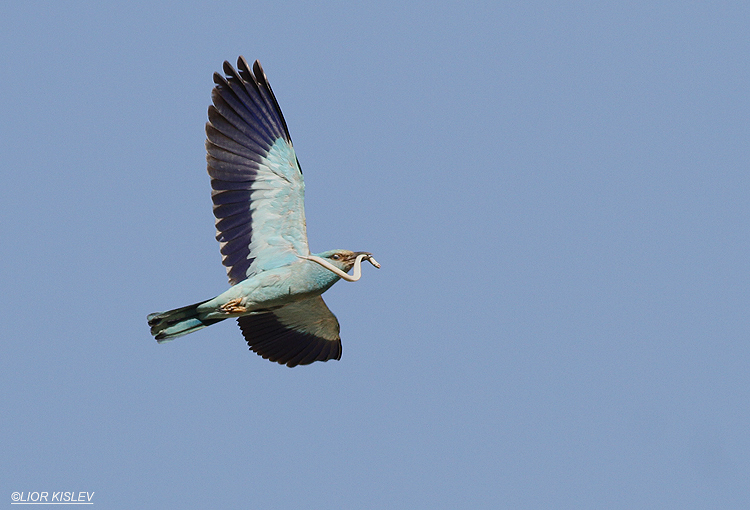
[[331, 254, 341, 260]]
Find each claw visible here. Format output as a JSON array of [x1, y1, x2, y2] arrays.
[[221, 298, 247, 314]]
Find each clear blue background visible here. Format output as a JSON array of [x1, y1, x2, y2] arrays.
[[1, 1, 748, 508]]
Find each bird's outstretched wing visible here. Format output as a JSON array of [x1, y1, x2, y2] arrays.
[[237, 296, 342, 367], [206, 57, 309, 286]]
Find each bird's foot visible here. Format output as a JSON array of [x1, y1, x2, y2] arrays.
[[220, 298, 247, 314]]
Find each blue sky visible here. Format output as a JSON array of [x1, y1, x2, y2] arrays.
[[1, 1, 748, 508]]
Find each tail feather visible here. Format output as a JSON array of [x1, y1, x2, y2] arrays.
[[147, 300, 224, 342]]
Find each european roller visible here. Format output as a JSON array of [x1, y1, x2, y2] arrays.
[[147, 57, 379, 367]]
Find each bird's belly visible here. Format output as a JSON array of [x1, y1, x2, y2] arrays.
[[199, 268, 327, 318], [249, 278, 322, 305]]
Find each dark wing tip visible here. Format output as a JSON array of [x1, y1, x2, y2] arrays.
[[247, 58, 293, 146], [207, 56, 292, 147], [237, 313, 342, 368], [222, 60, 236, 78], [236, 56, 254, 82], [212, 71, 227, 87]]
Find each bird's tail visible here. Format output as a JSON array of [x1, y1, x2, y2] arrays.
[[147, 300, 225, 342]]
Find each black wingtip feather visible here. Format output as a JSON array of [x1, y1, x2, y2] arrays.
[[236, 56, 254, 84], [237, 313, 342, 368], [223, 60, 235, 78], [249, 59, 293, 146]]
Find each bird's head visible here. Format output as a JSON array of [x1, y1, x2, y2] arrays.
[[315, 249, 373, 272]]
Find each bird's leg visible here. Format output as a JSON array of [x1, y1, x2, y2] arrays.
[[220, 298, 248, 314]]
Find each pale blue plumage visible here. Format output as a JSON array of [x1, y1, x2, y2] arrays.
[[147, 58, 377, 367], [241, 138, 309, 273]]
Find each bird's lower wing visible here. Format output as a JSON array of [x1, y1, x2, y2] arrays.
[[237, 296, 342, 367]]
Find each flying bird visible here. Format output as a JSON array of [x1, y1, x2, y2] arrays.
[[147, 57, 379, 367]]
